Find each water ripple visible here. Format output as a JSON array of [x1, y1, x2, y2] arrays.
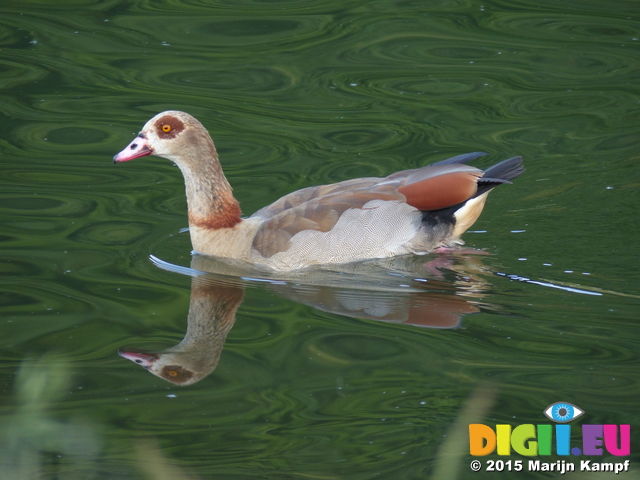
[[1, 1, 639, 476]]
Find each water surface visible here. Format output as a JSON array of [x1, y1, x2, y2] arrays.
[[1, 0, 639, 478]]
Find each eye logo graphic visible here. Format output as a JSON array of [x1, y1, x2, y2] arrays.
[[543, 402, 584, 423]]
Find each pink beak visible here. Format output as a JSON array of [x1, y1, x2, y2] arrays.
[[119, 350, 159, 368], [113, 134, 153, 163]]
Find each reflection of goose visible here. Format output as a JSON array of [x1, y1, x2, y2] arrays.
[[120, 254, 490, 385], [114, 111, 523, 271], [119, 278, 243, 386]]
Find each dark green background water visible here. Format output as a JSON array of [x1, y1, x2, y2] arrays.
[[1, 0, 639, 478]]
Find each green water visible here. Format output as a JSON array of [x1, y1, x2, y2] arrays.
[[1, 0, 639, 478]]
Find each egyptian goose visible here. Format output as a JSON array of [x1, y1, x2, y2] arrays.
[[114, 111, 523, 271]]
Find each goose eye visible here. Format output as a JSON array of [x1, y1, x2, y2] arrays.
[[161, 124, 172, 133], [167, 370, 178, 377]]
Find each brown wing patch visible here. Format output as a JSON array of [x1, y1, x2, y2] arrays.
[[252, 177, 383, 220], [398, 171, 481, 211], [405, 294, 479, 328], [252, 186, 404, 258]]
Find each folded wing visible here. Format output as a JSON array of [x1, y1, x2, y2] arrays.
[[250, 153, 521, 258]]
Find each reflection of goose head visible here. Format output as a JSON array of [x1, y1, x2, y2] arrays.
[[120, 279, 244, 386], [118, 350, 195, 385]]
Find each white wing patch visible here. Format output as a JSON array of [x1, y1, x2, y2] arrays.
[[255, 200, 424, 271]]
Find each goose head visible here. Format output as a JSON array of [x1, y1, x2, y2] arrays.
[[113, 110, 215, 165]]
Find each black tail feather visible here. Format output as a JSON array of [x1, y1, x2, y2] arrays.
[[475, 156, 524, 197], [482, 156, 524, 182]]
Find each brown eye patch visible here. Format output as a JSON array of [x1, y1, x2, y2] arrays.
[[161, 365, 194, 383], [155, 115, 185, 139]]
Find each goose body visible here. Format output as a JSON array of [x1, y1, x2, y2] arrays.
[[114, 111, 523, 271]]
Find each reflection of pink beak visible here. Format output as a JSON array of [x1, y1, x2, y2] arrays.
[[119, 350, 159, 369], [113, 134, 153, 163]]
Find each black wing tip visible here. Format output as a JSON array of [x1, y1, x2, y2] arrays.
[[482, 156, 524, 182]]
